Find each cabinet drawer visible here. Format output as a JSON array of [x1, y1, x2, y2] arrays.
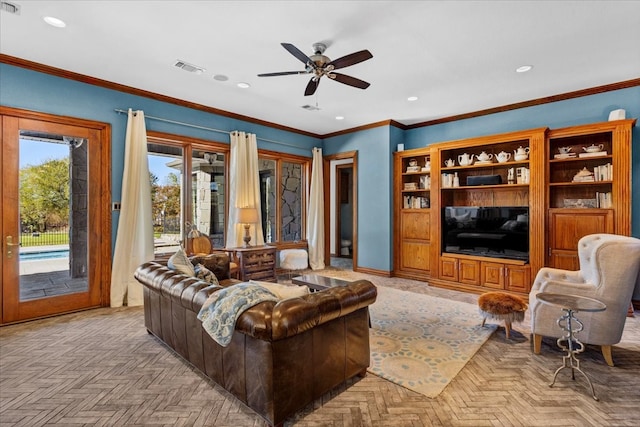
[[244, 270, 277, 282], [243, 252, 275, 268]]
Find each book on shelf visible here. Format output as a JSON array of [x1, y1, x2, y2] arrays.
[[553, 153, 577, 159], [403, 182, 418, 190], [419, 175, 430, 189], [573, 176, 595, 182], [593, 163, 612, 181], [595, 192, 612, 208], [403, 195, 430, 209], [578, 151, 608, 158]]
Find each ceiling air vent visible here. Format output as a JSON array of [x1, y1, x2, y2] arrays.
[[301, 105, 320, 111], [173, 60, 205, 74], [0, 1, 21, 14]]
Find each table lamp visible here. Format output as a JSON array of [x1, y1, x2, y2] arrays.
[[237, 207, 258, 247]]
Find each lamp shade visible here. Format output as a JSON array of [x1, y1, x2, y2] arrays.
[[237, 207, 258, 224]]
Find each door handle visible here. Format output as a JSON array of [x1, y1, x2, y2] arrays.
[[6, 236, 20, 259]]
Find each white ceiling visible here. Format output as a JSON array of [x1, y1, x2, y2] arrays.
[[1, 1, 639, 135]]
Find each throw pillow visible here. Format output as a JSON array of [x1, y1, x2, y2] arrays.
[[194, 263, 219, 286], [249, 280, 310, 300], [167, 247, 195, 277]]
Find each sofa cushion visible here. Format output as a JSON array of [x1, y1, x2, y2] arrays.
[[168, 247, 195, 276], [195, 263, 219, 286]]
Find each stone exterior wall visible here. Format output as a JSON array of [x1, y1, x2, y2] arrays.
[[69, 139, 88, 279], [281, 162, 302, 242]]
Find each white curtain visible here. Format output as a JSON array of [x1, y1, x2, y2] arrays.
[[110, 109, 154, 307], [307, 147, 325, 270], [225, 131, 265, 248]]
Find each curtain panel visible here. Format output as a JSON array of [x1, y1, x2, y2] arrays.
[[307, 147, 325, 270], [225, 131, 265, 248], [110, 109, 154, 307]]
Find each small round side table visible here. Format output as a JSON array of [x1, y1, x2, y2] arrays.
[[535, 292, 606, 401]]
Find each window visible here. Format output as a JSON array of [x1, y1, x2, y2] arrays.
[[146, 132, 309, 253], [147, 135, 228, 254]]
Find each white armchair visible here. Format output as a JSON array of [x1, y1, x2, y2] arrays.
[[529, 233, 640, 366]]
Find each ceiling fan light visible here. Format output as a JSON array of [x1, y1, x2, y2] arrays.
[[237, 82, 250, 89]]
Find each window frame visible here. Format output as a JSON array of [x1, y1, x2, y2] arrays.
[[147, 131, 230, 254], [257, 149, 311, 249], [147, 132, 310, 253]]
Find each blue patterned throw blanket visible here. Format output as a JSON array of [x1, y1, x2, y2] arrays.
[[197, 282, 278, 347]]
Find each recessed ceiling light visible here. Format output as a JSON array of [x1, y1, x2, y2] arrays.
[[213, 74, 229, 82], [516, 65, 533, 73], [43, 16, 66, 28], [237, 82, 250, 89], [407, 96, 418, 102], [335, 116, 345, 120]]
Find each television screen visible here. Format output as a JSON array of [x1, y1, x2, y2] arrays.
[[442, 206, 529, 262]]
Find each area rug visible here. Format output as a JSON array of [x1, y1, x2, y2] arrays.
[[367, 285, 497, 398]]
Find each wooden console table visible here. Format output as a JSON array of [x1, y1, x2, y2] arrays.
[[229, 246, 277, 282]]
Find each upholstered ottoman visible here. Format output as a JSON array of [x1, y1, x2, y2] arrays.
[[478, 292, 528, 339], [279, 249, 308, 278]]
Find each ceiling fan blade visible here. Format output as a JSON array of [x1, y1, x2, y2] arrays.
[[327, 50, 373, 70], [329, 73, 370, 89], [304, 78, 320, 96], [281, 43, 315, 67], [258, 71, 309, 77]]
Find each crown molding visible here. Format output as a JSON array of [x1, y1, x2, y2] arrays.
[[0, 54, 322, 139], [405, 78, 640, 129], [3, 54, 637, 139]]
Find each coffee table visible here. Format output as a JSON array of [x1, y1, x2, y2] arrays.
[[291, 274, 351, 292]]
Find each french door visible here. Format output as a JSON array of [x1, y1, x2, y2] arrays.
[[1, 107, 111, 324]]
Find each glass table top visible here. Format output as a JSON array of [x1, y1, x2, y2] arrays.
[[536, 293, 606, 312]]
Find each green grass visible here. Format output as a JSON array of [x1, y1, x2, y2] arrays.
[[20, 232, 69, 247]]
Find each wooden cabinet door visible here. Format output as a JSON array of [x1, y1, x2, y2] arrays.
[[505, 265, 531, 293], [459, 259, 479, 286], [401, 242, 430, 272], [401, 210, 430, 240], [399, 210, 430, 274], [440, 256, 459, 281], [481, 262, 504, 289], [548, 209, 613, 268]]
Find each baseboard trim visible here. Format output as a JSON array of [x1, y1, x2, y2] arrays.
[[354, 266, 391, 277]]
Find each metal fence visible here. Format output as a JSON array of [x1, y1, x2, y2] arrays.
[[20, 225, 69, 247]]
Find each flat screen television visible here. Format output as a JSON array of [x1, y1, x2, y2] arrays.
[[442, 206, 529, 262]]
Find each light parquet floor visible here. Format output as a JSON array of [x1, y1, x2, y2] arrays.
[[1, 270, 639, 426]]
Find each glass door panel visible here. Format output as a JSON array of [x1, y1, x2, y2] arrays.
[[18, 133, 88, 301], [147, 143, 183, 255], [191, 150, 226, 248]]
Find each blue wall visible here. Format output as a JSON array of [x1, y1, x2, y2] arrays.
[[2, 63, 638, 273], [404, 86, 640, 237], [0, 64, 321, 245], [324, 126, 395, 271]]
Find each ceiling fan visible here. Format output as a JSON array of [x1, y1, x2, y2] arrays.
[[258, 42, 373, 96]]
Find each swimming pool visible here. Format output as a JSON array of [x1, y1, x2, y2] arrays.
[[20, 249, 70, 261]]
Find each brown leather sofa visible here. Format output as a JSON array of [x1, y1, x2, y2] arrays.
[[134, 253, 377, 427]]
